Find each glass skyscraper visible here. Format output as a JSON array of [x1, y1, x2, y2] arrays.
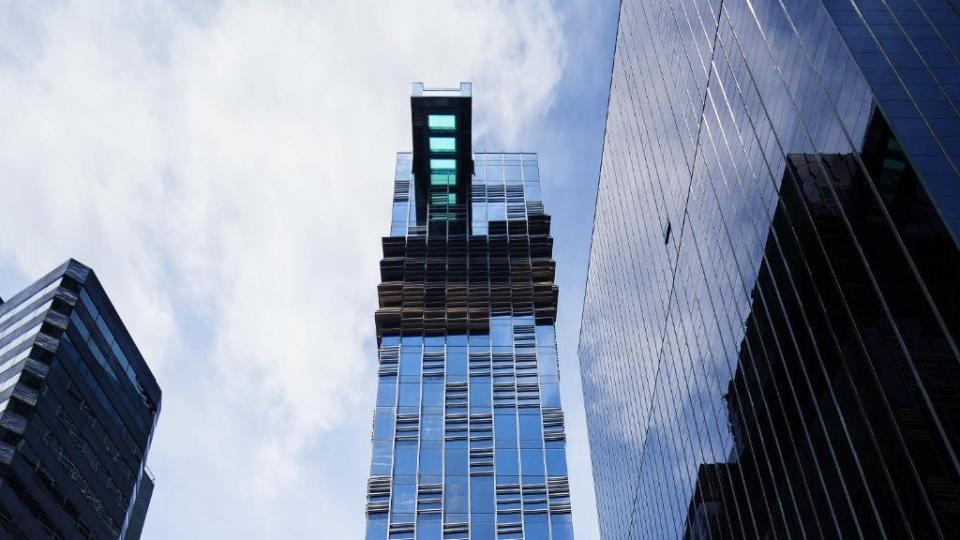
[[364, 84, 573, 540], [0, 259, 161, 539], [580, 1, 960, 538]]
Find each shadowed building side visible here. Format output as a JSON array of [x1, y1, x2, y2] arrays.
[[580, 0, 960, 537], [0, 259, 161, 539]]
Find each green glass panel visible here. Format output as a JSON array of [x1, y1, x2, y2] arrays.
[[428, 114, 456, 131], [429, 193, 457, 205], [431, 173, 456, 186], [429, 137, 456, 153], [430, 159, 456, 172]]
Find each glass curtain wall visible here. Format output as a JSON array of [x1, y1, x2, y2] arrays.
[[580, 0, 960, 538], [368, 149, 573, 539]]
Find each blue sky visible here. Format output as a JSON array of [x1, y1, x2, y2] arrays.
[[0, 1, 619, 537]]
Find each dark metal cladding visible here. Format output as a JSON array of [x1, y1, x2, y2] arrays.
[[0, 259, 160, 539], [411, 83, 474, 229], [375, 215, 558, 338]]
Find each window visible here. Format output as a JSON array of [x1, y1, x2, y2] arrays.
[[430, 158, 456, 172], [427, 114, 456, 131], [393, 441, 418, 476], [430, 172, 456, 186], [430, 193, 456, 205], [429, 137, 456, 152]]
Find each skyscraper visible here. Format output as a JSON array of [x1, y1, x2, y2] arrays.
[[0, 259, 161, 539], [580, 1, 960, 538], [364, 83, 574, 539]]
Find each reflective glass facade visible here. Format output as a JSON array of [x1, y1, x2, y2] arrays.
[[366, 86, 574, 539], [581, 1, 960, 538], [0, 259, 161, 539]]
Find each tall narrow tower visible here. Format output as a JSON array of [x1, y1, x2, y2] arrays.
[[364, 84, 574, 540]]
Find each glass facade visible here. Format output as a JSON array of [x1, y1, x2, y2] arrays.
[[581, 1, 960, 538], [0, 259, 161, 539], [366, 86, 573, 539]]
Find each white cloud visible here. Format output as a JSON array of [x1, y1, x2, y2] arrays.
[[0, 0, 566, 536]]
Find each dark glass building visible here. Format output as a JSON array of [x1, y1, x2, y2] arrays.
[[364, 84, 574, 539], [580, 1, 960, 538], [0, 260, 161, 539]]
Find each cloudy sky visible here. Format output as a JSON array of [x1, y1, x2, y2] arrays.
[[0, 1, 618, 537]]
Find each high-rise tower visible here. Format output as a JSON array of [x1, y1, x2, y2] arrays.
[[0, 259, 161, 539], [364, 84, 574, 540], [580, 1, 960, 538]]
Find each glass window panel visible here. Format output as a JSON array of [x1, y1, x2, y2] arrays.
[[371, 440, 392, 475], [469, 377, 491, 408], [444, 478, 468, 514], [495, 411, 518, 442], [391, 483, 415, 514], [430, 158, 456, 172], [514, 315, 534, 327], [551, 515, 573, 540], [422, 414, 442, 440], [535, 325, 556, 347], [470, 523, 495, 538], [373, 409, 394, 440], [366, 515, 387, 540], [491, 318, 512, 347], [470, 475, 495, 514], [416, 515, 441, 540], [489, 203, 506, 221], [376, 376, 397, 407], [540, 382, 561, 408], [422, 382, 443, 408], [468, 333, 489, 347], [429, 137, 456, 152], [430, 172, 456, 186], [398, 382, 420, 407], [538, 351, 557, 379], [419, 445, 441, 475], [394, 441, 418, 476], [524, 513, 549, 538], [400, 349, 421, 377], [445, 440, 468, 475], [391, 203, 406, 222], [495, 448, 519, 475], [546, 448, 568, 476], [519, 412, 543, 444], [524, 182, 541, 201], [447, 347, 467, 376], [427, 114, 456, 131]]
